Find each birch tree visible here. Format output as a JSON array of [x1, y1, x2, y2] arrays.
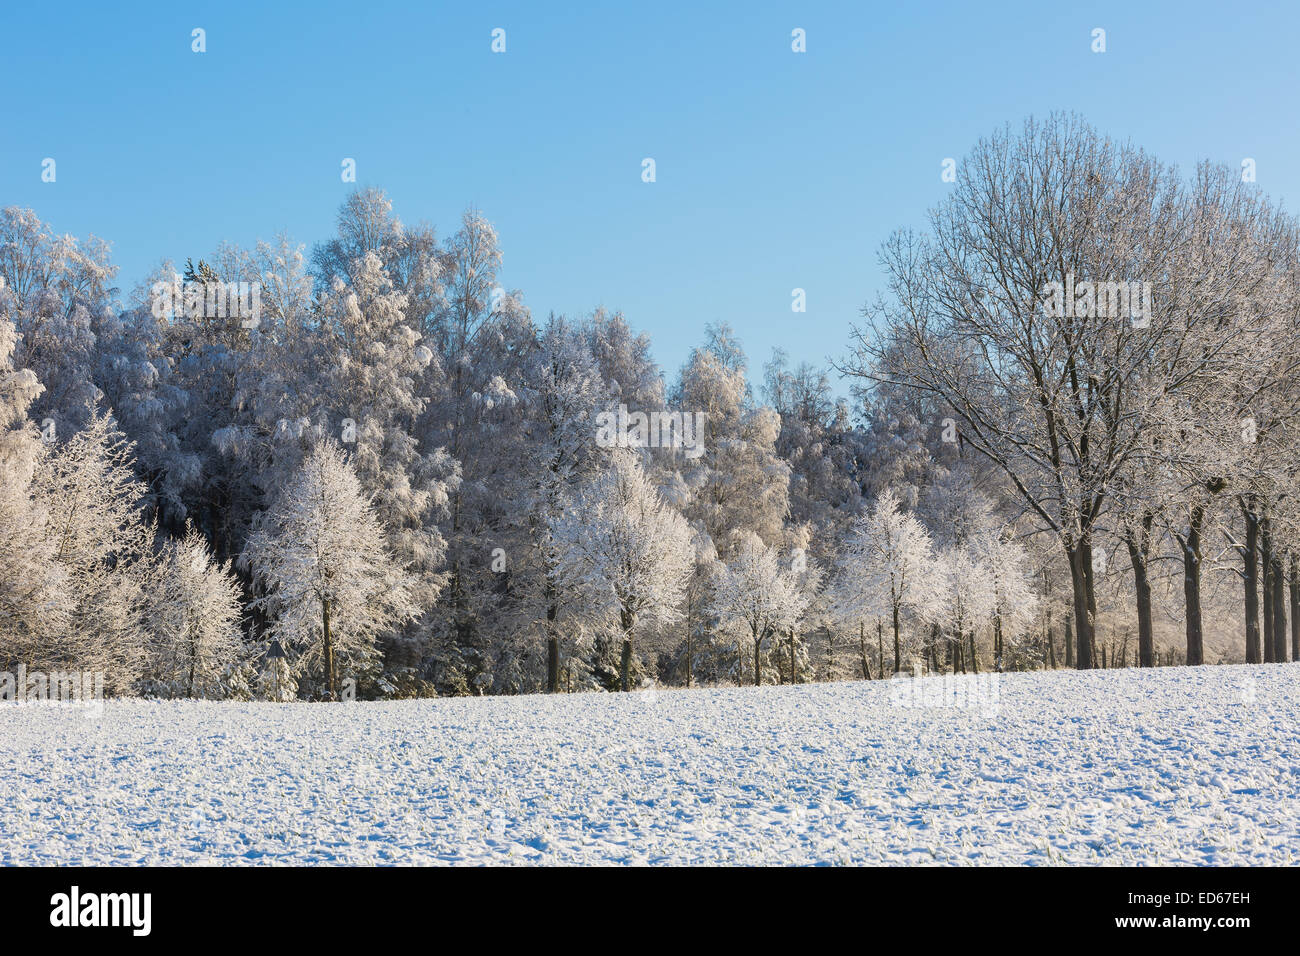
[[918, 546, 996, 673], [835, 488, 933, 673], [971, 529, 1040, 671], [243, 440, 419, 699], [709, 532, 809, 685], [552, 449, 693, 691], [523, 316, 606, 691], [0, 309, 66, 658], [32, 409, 154, 691], [148, 524, 245, 697]]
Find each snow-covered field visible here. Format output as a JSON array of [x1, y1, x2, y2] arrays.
[[2, 664, 1298, 865]]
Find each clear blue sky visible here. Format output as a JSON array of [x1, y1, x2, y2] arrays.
[[3, 0, 1297, 388]]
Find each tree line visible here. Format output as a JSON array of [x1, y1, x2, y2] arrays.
[[1, 113, 1295, 699]]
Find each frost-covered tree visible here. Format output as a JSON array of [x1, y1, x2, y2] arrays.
[[674, 339, 790, 552], [0, 308, 66, 656], [971, 530, 1040, 671], [32, 409, 154, 691], [763, 350, 864, 534], [414, 208, 531, 688], [243, 441, 420, 699], [258, 648, 298, 703], [918, 546, 996, 673], [709, 532, 809, 685], [680, 527, 720, 687], [842, 114, 1261, 669], [522, 316, 607, 691], [93, 301, 193, 526], [584, 308, 665, 414], [553, 449, 693, 691], [834, 488, 933, 673], [0, 207, 119, 441], [147, 524, 245, 697], [782, 531, 826, 684], [318, 250, 456, 616]]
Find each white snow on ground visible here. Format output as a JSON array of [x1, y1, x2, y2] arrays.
[[2, 664, 1299, 865]]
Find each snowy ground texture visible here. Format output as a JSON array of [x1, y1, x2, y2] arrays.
[[3, 664, 1299, 865]]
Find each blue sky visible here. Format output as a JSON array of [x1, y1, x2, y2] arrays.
[[3, 0, 1297, 389]]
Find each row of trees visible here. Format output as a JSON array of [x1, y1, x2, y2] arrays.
[[2, 113, 1296, 698], [845, 112, 1300, 672]]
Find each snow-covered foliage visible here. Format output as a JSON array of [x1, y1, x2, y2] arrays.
[[242, 441, 420, 698], [0, 311, 65, 652], [709, 532, 809, 685], [30, 410, 154, 693], [145, 525, 246, 698], [3, 138, 1300, 700], [552, 449, 693, 690], [831, 488, 934, 672]]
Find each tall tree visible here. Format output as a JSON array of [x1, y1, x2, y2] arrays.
[[844, 114, 1262, 670], [522, 316, 607, 691], [0, 308, 65, 657], [32, 409, 155, 692]]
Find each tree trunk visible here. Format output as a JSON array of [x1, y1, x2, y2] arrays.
[[545, 583, 560, 692], [546, 635, 560, 693], [892, 603, 902, 674], [685, 589, 693, 688], [969, 629, 979, 674], [859, 622, 870, 680], [754, 634, 763, 686], [1243, 500, 1261, 664], [1182, 507, 1205, 666], [1064, 613, 1074, 668], [1081, 530, 1100, 657], [619, 609, 636, 691], [1272, 551, 1287, 663], [322, 596, 336, 700], [1126, 533, 1155, 668], [789, 632, 797, 684], [1262, 518, 1275, 664], [620, 637, 633, 691], [1067, 544, 1094, 669], [1291, 556, 1300, 663]]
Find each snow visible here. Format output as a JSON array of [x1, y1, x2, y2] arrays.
[[3, 664, 1299, 865]]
